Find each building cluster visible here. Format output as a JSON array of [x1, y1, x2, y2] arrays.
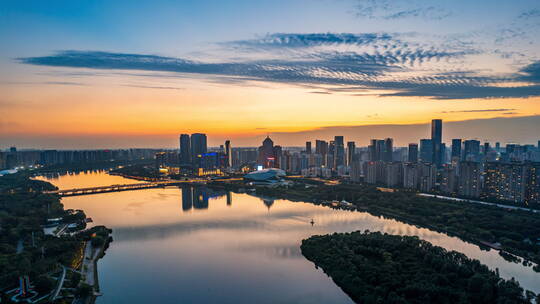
[[0, 147, 157, 170], [157, 133, 242, 176], [251, 120, 540, 205], [4, 122, 539, 205]]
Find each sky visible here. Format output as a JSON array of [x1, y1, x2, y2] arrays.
[[1, 0, 539, 149]]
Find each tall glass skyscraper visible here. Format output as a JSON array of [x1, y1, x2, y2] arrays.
[[451, 139, 462, 160], [431, 119, 443, 166], [333, 136, 345, 169], [179, 134, 191, 165], [408, 143, 418, 162], [190, 133, 207, 168]]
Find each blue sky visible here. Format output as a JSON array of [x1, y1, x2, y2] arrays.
[[1, 0, 539, 148]]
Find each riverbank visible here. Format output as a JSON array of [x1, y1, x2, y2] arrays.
[[222, 180, 540, 269], [75, 226, 112, 304], [0, 172, 112, 303]]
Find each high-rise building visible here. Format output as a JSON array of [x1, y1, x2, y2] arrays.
[[483, 142, 490, 155], [419, 139, 433, 163], [327, 141, 335, 169], [458, 161, 481, 198], [179, 134, 191, 165], [484, 162, 528, 203], [376, 140, 385, 161], [258, 136, 276, 168], [224, 140, 232, 168], [526, 163, 540, 205], [385, 162, 403, 187], [463, 140, 480, 162], [190, 133, 207, 168], [451, 139, 462, 160], [408, 143, 418, 162], [305, 141, 312, 154], [431, 119, 443, 166], [273, 145, 283, 168], [350, 156, 363, 182], [418, 162, 437, 192], [366, 161, 385, 184], [403, 163, 419, 189], [315, 140, 328, 166], [440, 166, 458, 195], [368, 139, 377, 161], [440, 143, 446, 164], [334, 136, 345, 169], [346, 141, 355, 166], [383, 138, 393, 162], [315, 140, 328, 154], [190, 133, 207, 157]]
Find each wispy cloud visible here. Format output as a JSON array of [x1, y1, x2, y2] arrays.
[[441, 108, 516, 113], [16, 31, 540, 100], [122, 84, 184, 90], [354, 0, 452, 20], [227, 33, 395, 48], [518, 9, 540, 19]]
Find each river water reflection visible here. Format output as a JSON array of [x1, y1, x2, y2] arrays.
[[37, 171, 540, 303]]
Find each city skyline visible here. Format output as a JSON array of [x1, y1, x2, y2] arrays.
[[2, 115, 539, 150], [2, 0, 540, 149]]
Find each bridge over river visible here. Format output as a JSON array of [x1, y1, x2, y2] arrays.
[[45, 179, 207, 197]]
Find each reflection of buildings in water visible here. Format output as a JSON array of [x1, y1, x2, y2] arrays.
[[245, 193, 276, 211], [226, 192, 232, 206], [181, 186, 193, 211], [193, 187, 209, 210], [181, 186, 228, 211], [262, 199, 274, 210]]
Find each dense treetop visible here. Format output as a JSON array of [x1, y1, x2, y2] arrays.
[[301, 231, 537, 304]]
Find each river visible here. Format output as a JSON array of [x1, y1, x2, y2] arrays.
[[36, 171, 540, 303]]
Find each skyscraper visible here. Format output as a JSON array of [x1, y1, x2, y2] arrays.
[[458, 161, 481, 198], [191, 133, 207, 168], [258, 136, 276, 168], [191, 133, 207, 156], [463, 140, 480, 162], [346, 141, 355, 166], [408, 143, 418, 162], [419, 139, 433, 163], [431, 119, 442, 166], [327, 141, 335, 168], [179, 134, 191, 165], [305, 141, 312, 154], [224, 140, 232, 168], [315, 140, 328, 166], [334, 136, 345, 168], [315, 140, 327, 154], [484, 162, 527, 203], [376, 140, 385, 161], [483, 142, 490, 155], [369, 139, 378, 161], [451, 139, 462, 160], [384, 138, 393, 162]]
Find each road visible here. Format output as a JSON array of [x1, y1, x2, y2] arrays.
[[50, 265, 67, 301], [418, 193, 540, 213]]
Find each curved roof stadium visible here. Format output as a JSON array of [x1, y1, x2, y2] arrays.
[[244, 168, 285, 181]]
